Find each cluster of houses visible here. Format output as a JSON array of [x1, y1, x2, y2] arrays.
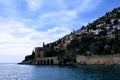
[[76, 18, 120, 37], [54, 33, 75, 50], [51, 18, 120, 51]]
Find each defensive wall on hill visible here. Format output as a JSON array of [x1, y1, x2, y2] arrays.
[[76, 54, 120, 65]]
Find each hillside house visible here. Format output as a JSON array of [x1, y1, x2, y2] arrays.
[[75, 32, 82, 37], [104, 25, 111, 30], [96, 23, 105, 28], [113, 25, 118, 29], [111, 18, 120, 24], [117, 24, 120, 30], [89, 29, 103, 36]]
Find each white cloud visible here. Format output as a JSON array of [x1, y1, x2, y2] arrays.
[[75, 0, 102, 12], [0, 0, 18, 17], [38, 10, 78, 28], [37, 0, 102, 29], [26, 0, 43, 11], [47, 26, 71, 39], [0, 18, 71, 62], [0, 0, 103, 62], [56, 0, 68, 10], [0, 0, 14, 7]]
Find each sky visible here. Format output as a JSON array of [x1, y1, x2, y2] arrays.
[[0, 0, 120, 63]]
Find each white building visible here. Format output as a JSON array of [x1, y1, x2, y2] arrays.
[[105, 26, 111, 30], [111, 18, 120, 24], [118, 19, 120, 23], [113, 25, 117, 29]]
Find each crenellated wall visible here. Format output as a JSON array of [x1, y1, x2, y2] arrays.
[[76, 54, 120, 65]]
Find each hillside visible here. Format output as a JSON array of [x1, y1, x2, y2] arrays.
[[22, 7, 120, 63], [68, 7, 120, 55]]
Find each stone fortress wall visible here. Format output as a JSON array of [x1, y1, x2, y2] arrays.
[[34, 57, 59, 65], [76, 54, 120, 65]]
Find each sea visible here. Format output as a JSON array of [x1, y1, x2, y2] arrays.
[[0, 63, 120, 80]]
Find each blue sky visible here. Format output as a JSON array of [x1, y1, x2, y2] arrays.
[[0, 0, 120, 63]]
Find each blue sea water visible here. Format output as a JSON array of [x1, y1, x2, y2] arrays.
[[0, 64, 120, 80]]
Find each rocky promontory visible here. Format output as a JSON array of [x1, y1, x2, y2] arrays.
[[20, 7, 120, 65]]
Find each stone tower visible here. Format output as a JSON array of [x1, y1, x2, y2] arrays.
[[35, 47, 41, 58]]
